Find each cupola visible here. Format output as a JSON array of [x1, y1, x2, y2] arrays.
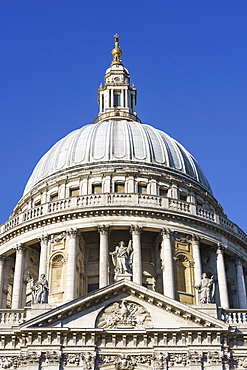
[[94, 34, 141, 123]]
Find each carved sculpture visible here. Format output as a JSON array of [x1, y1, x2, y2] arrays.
[[110, 240, 133, 279], [194, 273, 215, 304], [96, 300, 153, 329], [31, 274, 49, 304]]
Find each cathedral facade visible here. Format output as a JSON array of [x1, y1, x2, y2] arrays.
[[0, 35, 247, 369]]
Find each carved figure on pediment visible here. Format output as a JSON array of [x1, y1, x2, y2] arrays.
[[188, 352, 202, 366], [110, 240, 133, 279], [31, 274, 49, 304], [96, 300, 153, 329], [236, 357, 247, 368], [194, 273, 215, 304]]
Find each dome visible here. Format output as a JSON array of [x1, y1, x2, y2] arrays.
[[24, 120, 212, 195]]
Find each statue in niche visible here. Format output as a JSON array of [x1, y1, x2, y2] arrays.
[[31, 274, 49, 304], [110, 240, 133, 279], [194, 273, 215, 304]]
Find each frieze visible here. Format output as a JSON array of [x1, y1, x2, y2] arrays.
[[96, 300, 153, 329], [63, 353, 95, 369], [19, 352, 41, 366], [169, 353, 188, 366], [0, 357, 20, 369], [98, 354, 153, 369]]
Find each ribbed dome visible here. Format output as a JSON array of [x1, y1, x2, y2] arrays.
[[24, 120, 212, 195]]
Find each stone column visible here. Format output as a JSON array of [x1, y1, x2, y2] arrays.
[[192, 235, 202, 304], [98, 225, 109, 288], [12, 245, 25, 309], [38, 235, 49, 277], [216, 245, 229, 309], [131, 225, 142, 285], [66, 229, 78, 302], [236, 257, 247, 309], [161, 229, 175, 299], [0, 256, 5, 308]]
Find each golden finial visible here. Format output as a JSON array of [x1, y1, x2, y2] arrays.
[[111, 33, 123, 65]]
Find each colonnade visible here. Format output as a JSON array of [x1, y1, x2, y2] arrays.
[[0, 226, 246, 310]]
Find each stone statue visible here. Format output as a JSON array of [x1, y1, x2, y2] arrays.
[[194, 273, 215, 304], [31, 274, 49, 304], [110, 240, 133, 279]]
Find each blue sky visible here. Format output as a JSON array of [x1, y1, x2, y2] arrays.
[[0, 1, 246, 232]]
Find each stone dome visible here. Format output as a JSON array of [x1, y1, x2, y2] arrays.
[[23, 120, 212, 195]]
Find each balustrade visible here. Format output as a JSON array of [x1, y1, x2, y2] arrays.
[[0, 310, 26, 327], [219, 309, 247, 325], [0, 194, 246, 246]]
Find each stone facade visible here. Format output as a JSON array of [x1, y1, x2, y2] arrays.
[[0, 35, 247, 369]]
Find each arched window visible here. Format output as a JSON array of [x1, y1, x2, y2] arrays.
[[175, 253, 194, 305], [50, 254, 65, 295]]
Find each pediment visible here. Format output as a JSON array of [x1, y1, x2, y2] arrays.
[[21, 280, 228, 330]]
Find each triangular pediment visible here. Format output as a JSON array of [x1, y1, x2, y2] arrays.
[[21, 280, 228, 330]]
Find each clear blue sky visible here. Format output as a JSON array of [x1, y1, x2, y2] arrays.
[[0, 1, 246, 232]]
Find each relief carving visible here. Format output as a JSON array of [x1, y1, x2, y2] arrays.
[[96, 300, 153, 329], [98, 354, 152, 369], [0, 357, 20, 369]]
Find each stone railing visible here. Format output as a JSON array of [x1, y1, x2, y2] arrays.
[[219, 309, 247, 326], [0, 309, 26, 327], [1, 194, 246, 243]]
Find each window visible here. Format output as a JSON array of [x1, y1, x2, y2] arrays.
[[50, 193, 58, 201], [180, 193, 187, 201], [88, 283, 99, 293], [138, 184, 147, 194], [92, 184, 102, 194], [159, 187, 168, 197], [114, 93, 121, 107], [115, 182, 125, 193], [70, 187, 79, 197]]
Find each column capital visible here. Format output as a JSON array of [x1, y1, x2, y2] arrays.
[[235, 256, 245, 266], [161, 228, 172, 238], [130, 224, 142, 236], [39, 234, 49, 244], [0, 255, 5, 263], [67, 228, 78, 239], [192, 234, 201, 243], [98, 225, 109, 235], [216, 244, 225, 254], [14, 244, 25, 253]]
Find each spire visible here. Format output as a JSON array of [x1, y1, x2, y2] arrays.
[[111, 34, 123, 65], [93, 34, 141, 124]]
